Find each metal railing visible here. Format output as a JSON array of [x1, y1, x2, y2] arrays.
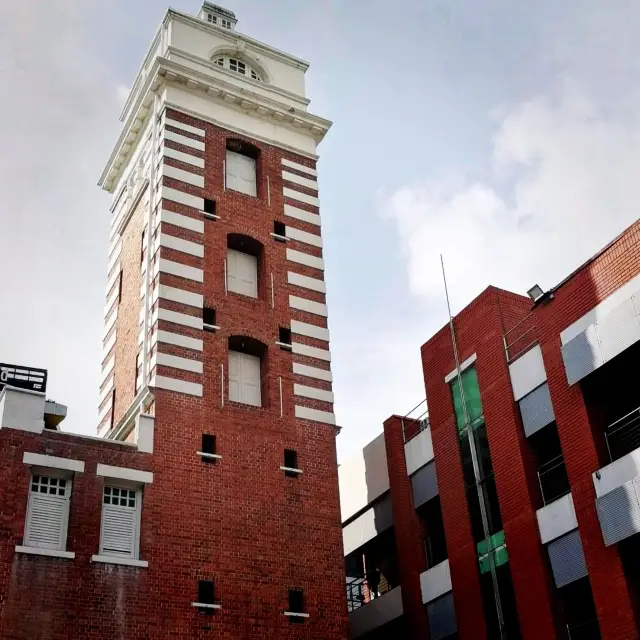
[[345, 574, 394, 612], [605, 406, 640, 462], [401, 399, 428, 443], [503, 311, 536, 362], [566, 618, 601, 640], [537, 455, 571, 505]]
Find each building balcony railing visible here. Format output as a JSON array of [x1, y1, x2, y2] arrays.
[[503, 311, 537, 362], [566, 619, 601, 640], [537, 455, 571, 506], [345, 574, 394, 613], [401, 399, 428, 443], [605, 406, 640, 463]]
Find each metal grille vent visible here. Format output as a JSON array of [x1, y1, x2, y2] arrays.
[[547, 530, 588, 588], [519, 383, 555, 437]]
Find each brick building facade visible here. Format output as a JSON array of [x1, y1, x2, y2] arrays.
[[340, 218, 640, 640], [0, 4, 348, 639]]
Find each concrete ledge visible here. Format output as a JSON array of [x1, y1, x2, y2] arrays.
[[16, 546, 74, 559], [91, 555, 148, 568], [96, 464, 153, 484], [23, 452, 85, 474]]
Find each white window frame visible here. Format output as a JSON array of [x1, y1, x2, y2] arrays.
[[228, 350, 262, 407], [98, 481, 143, 561], [221, 18, 232, 29], [227, 248, 258, 298], [23, 470, 72, 552], [212, 56, 261, 82]]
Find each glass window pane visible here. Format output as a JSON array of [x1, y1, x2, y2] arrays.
[[451, 367, 483, 431]]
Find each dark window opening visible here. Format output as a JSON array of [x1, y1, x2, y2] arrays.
[[284, 449, 299, 476], [203, 307, 217, 330], [274, 220, 286, 239], [135, 354, 141, 393], [279, 327, 292, 347], [466, 475, 503, 544], [140, 230, 146, 265], [557, 577, 600, 640], [204, 198, 216, 216], [581, 340, 640, 465], [618, 533, 640, 629], [528, 423, 570, 506], [460, 422, 493, 486], [288, 589, 305, 622], [198, 580, 215, 607], [202, 434, 217, 456], [109, 389, 116, 430], [479, 564, 522, 640], [417, 497, 448, 567], [117, 269, 123, 304]]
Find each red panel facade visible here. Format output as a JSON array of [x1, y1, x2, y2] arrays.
[[534, 220, 640, 639], [421, 288, 558, 640], [383, 415, 430, 639]]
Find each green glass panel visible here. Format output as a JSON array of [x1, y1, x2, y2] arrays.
[[451, 367, 483, 432], [478, 531, 508, 574]]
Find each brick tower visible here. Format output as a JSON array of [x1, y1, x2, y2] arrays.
[[96, 3, 347, 636]]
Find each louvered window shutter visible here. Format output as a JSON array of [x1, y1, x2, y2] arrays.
[[24, 475, 71, 550], [228, 351, 242, 403], [226, 150, 256, 196], [227, 250, 257, 298], [241, 353, 261, 406], [100, 487, 139, 559]]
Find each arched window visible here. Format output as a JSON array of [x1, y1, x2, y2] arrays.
[[213, 56, 262, 81]]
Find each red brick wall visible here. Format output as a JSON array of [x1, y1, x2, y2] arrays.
[[533, 220, 640, 639], [383, 415, 430, 640], [0, 108, 348, 639], [421, 287, 557, 640]]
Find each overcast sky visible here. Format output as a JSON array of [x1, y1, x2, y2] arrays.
[[1, 0, 639, 461]]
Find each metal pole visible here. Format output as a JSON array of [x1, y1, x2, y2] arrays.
[[441, 255, 506, 638]]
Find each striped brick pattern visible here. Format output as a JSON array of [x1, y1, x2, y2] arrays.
[[281, 158, 335, 427]]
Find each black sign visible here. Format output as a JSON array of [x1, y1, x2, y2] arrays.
[[0, 363, 48, 393]]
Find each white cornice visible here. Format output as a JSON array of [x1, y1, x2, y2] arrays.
[[99, 58, 331, 192], [167, 9, 310, 71], [167, 47, 310, 107]]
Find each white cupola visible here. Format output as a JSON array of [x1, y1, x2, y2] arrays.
[[198, 3, 238, 30]]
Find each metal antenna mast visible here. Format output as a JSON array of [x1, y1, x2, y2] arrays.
[[440, 255, 506, 638]]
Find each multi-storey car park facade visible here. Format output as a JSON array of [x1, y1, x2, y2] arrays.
[[0, 4, 349, 639], [339, 217, 640, 640]]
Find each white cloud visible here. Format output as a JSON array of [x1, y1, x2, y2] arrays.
[[0, 0, 122, 433], [384, 87, 640, 315]]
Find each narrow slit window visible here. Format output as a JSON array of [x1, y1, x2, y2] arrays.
[[273, 220, 286, 239], [198, 580, 215, 605], [202, 434, 217, 456], [204, 199, 216, 216], [284, 449, 299, 478], [288, 589, 305, 622], [203, 307, 216, 330], [279, 327, 292, 347]]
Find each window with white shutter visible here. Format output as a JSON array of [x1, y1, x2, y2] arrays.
[[99, 486, 141, 559], [228, 350, 262, 406], [24, 474, 71, 550], [226, 150, 257, 196], [227, 249, 258, 298]]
